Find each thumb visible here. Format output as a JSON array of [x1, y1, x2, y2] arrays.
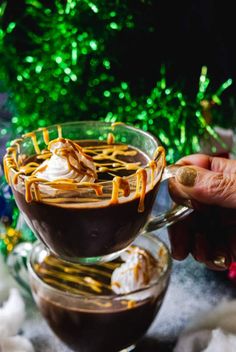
[[170, 165, 236, 208]]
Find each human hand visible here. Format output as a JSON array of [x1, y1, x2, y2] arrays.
[[168, 154, 236, 270]]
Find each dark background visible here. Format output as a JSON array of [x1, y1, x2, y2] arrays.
[[112, 0, 236, 99], [1, 0, 236, 124], [2, 0, 236, 93]]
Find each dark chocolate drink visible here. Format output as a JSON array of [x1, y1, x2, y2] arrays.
[[30, 243, 168, 352], [37, 293, 163, 352], [10, 138, 162, 261]]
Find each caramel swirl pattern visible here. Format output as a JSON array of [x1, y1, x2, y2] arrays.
[[34, 254, 121, 296], [34, 244, 160, 300], [3, 125, 165, 211]]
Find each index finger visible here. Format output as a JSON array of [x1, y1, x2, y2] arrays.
[[176, 154, 212, 169], [177, 154, 236, 175]]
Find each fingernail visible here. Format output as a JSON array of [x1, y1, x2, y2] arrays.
[[176, 167, 197, 187]]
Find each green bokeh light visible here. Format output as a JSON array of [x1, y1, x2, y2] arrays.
[[0, 0, 232, 163]]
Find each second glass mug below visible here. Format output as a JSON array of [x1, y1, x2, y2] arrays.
[[27, 232, 171, 352], [4, 121, 192, 263]]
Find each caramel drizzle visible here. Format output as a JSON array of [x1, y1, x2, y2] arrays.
[[23, 132, 41, 154], [3, 152, 16, 184], [24, 179, 103, 203], [37, 127, 49, 145], [51, 138, 96, 179], [126, 246, 158, 285], [4, 125, 166, 211], [34, 245, 161, 309], [107, 132, 115, 145], [111, 176, 130, 204], [37, 266, 105, 293], [11, 139, 23, 155], [34, 246, 157, 293], [84, 144, 141, 176], [111, 122, 125, 130], [45, 255, 118, 277], [25, 177, 47, 202], [149, 160, 157, 189], [111, 245, 156, 290], [135, 169, 147, 212], [34, 254, 120, 296], [57, 124, 62, 138]]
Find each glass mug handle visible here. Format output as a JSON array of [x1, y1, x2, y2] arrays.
[[144, 164, 194, 232]]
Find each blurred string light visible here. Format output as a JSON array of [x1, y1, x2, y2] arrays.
[[0, 0, 233, 163]]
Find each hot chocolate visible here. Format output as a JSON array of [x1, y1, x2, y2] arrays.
[[37, 292, 163, 352], [29, 236, 170, 352], [4, 123, 165, 262]]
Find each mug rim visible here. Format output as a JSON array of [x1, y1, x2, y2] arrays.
[[4, 120, 165, 206], [8, 120, 161, 159], [23, 120, 161, 146], [27, 231, 172, 301]]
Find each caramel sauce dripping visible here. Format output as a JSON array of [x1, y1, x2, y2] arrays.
[[111, 176, 130, 204], [135, 169, 147, 213], [36, 150, 52, 160], [38, 127, 50, 145], [107, 133, 115, 145], [25, 177, 46, 202], [154, 146, 166, 166], [149, 160, 157, 189], [33, 182, 41, 201], [111, 122, 125, 130], [23, 132, 41, 154], [11, 139, 23, 154], [57, 124, 62, 138], [3, 154, 15, 184], [4, 125, 165, 211]]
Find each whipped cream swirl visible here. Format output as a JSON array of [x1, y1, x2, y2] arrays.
[[34, 138, 97, 183], [111, 246, 158, 294]]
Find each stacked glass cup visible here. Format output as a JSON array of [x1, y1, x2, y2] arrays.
[[4, 121, 191, 352]]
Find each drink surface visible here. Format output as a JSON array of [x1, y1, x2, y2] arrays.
[[35, 252, 122, 297], [21, 139, 151, 207], [24, 140, 149, 179], [34, 244, 161, 299], [5, 136, 162, 213]]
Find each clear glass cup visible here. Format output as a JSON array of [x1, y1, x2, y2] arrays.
[[4, 121, 192, 263], [27, 232, 171, 352]]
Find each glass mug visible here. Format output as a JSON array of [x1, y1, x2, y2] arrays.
[[27, 232, 171, 352], [4, 121, 192, 264]]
